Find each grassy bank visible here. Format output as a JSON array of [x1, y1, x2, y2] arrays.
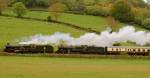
[[0, 56, 150, 78], [0, 16, 85, 50], [3, 10, 148, 32]]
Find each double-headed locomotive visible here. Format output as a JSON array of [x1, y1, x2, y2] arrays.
[[4, 43, 150, 56]]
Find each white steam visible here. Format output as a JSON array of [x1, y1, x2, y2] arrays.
[[19, 26, 150, 46]]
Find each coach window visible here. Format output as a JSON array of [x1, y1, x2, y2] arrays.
[[112, 48, 113, 51], [133, 49, 136, 51]]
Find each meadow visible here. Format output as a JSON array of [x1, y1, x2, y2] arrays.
[[0, 10, 149, 50], [3, 10, 115, 31], [3, 10, 148, 32], [0, 10, 149, 48], [0, 56, 150, 78], [0, 16, 85, 50]]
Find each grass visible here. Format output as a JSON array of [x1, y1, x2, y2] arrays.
[[4, 10, 123, 31], [0, 56, 150, 78], [4, 10, 112, 31], [3, 10, 148, 32], [1, 10, 149, 49], [0, 16, 85, 50]]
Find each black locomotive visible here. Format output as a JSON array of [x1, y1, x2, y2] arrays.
[[57, 45, 107, 54], [3, 43, 150, 56], [4, 44, 53, 53]]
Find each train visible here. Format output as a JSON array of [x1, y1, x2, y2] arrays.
[[4, 44, 53, 53], [3, 43, 150, 56]]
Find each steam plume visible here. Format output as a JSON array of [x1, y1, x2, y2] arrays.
[[19, 26, 150, 46]]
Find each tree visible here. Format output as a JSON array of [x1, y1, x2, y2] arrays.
[[74, 0, 86, 12], [106, 16, 118, 32], [48, 2, 67, 21], [94, 0, 99, 4], [0, 0, 8, 15], [61, 0, 76, 11], [109, 0, 146, 7], [110, 0, 135, 23], [13, 2, 27, 17], [49, 0, 60, 5]]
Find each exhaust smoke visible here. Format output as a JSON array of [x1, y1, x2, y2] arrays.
[[19, 26, 150, 46]]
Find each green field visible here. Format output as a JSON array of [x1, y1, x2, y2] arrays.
[[4, 10, 148, 32], [0, 16, 85, 50], [0, 10, 149, 50], [0, 56, 150, 78], [3, 10, 114, 31]]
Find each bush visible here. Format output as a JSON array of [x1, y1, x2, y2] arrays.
[[134, 17, 143, 25], [47, 16, 52, 22], [113, 43, 121, 46], [110, 0, 135, 23], [86, 5, 110, 17], [142, 18, 150, 29], [12, 2, 27, 17], [0, 0, 8, 15]]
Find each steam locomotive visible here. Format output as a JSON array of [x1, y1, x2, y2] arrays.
[[4, 43, 150, 56], [4, 44, 53, 53]]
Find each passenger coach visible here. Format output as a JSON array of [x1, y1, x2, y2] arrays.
[[107, 46, 150, 55]]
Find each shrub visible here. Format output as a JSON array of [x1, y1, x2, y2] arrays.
[[134, 17, 143, 25], [47, 16, 52, 22], [0, 0, 8, 15], [12, 2, 27, 17], [142, 18, 150, 29], [86, 5, 110, 17], [48, 2, 67, 21], [110, 0, 135, 23]]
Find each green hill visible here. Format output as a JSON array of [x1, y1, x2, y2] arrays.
[[0, 16, 85, 50], [3, 10, 148, 32]]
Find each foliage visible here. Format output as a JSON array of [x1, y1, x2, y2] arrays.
[[73, 0, 86, 13], [12, 2, 27, 17], [11, 0, 49, 7], [109, 0, 147, 7], [128, 0, 146, 7], [132, 7, 150, 26], [47, 16, 52, 22], [0, 0, 8, 15], [110, 0, 135, 23], [85, 5, 110, 17], [142, 18, 150, 29], [48, 2, 67, 21]]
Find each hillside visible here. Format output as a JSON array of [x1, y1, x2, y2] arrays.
[[0, 9, 149, 49], [0, 0, 150, 50], [0, 16, 86, 50], [3, 10, 148, 32]]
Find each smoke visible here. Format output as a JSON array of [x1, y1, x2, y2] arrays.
[[19, 26, 150, 46]]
